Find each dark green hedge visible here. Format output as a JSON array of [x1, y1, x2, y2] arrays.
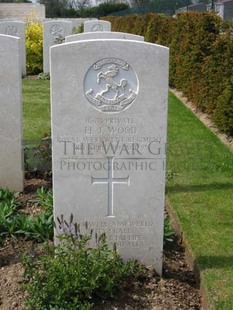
[[102, 12, 233, 136]]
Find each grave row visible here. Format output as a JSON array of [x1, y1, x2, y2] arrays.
[[0, 20, 169, 274], [0, 20, 112, 75]]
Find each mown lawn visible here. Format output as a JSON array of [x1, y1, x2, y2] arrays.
[[22, 79, 233, 309], [22, 78, 50, 141], [166, 93, 233, 309]]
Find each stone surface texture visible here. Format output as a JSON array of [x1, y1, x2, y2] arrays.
[[0, 21, 26, 76], [65, 31, 144, 43], [0, 34, 24, 192], [0, 3, 45, 20], [51, 39, 169, 275], [43, 20, 72, 73], [84, 20, 111, 32]]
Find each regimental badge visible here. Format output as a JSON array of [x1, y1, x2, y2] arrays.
[[5, 26, 18, 36], [50, 24, 63, 37], [84, 58, 139, 114], [50, 24, 64, 44], [91, 24, 104, 32]]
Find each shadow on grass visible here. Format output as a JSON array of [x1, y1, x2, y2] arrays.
[[166, 182, 233, 193], [196, 256, 233, 270], [192, 256, 233, 288]]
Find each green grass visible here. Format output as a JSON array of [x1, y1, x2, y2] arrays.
[[22, 80, 233, 309], [167, 92, 233, 309], [22, 78, 50, 141]]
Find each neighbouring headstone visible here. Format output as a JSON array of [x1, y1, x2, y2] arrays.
[[51, 39, 169, 275], [43, 20, 72, 73], [65, 32, 144, 43], [84, 20, 111, 32], [0, 21, 26, 76], [0, 34, 24, 192]]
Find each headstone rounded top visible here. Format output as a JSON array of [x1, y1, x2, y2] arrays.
[[84, 20, 111, 32], [83, 57, 139, 114], [65, 32, 144, 43], [0, 33, 20, 42]]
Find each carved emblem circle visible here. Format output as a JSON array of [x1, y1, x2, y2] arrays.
[[84, 58, 139, 114], [91, 24, 104, 32], [50, 24, 63, 37], [5, 26, 18, 36]]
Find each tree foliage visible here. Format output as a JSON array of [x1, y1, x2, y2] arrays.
[[38, 0, 129, 17], [81, 2, 129, 18]]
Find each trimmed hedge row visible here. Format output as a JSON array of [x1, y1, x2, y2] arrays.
[[102, 13, 233, 136]]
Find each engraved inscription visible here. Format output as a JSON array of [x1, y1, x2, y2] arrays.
[[84, 58, 139, 114], [5, 26, 18, 36], [50, 24, 63, 37], [91, 24, 104, 32], [76, 220, 154, 248], [91, 157, 129, 217], [50, 24, 65, 43]]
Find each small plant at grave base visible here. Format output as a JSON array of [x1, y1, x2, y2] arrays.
[[0, 187, 19, 203], [37, 72, 50, 80], [164, 216, 175, 243], [0, 188, 20, 243], [22, 214, 144, 310], [16, 212, 54, 242], [36, 133, 52, 168], [17, 187, 54, 242], [25, 133, 52, 175], [33, 187, 53, 214], [0, 187, 53, 243]]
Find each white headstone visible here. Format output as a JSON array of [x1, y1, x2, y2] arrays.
[[0, 35, 24, 192], [65, 32, 144, 43], [84, 20, 111, 32], [43, 20, 72, 73], [0, 21, 26, 76], [51, 39, 169, 275]]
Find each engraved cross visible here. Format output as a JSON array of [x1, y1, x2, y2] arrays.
[[91, 157, 130, 217]]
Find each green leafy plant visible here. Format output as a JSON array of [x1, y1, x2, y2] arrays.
[[0, 188, 20, 242], [0, 187, 53, 243], [16, 187, 53, 241], [26, 16, 43, 74], [37, 72, 50, 80], [22, 215, 143, 310], [0, 188, 18, 203], [164, 216, 175, 243], [15, 213, 53, 242], [33, 187, 53, 214], [24, 133, 52, 174], [72, 23, 84, 34]]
